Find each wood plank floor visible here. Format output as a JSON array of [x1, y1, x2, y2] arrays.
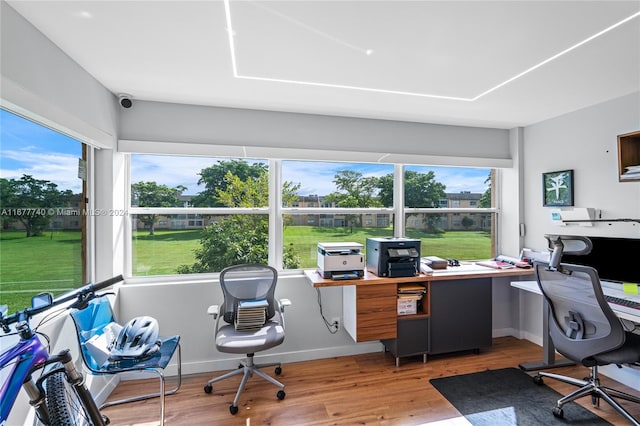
[[102, 337, 640, 425]]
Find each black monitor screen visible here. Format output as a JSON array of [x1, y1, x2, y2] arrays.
[[561, 236, 640, 283]]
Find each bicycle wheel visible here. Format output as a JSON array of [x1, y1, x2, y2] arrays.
[[45, 369, 94, 426]]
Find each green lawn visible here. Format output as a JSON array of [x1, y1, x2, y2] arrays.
[[1, 230, 82, 313], [132, 229, 201, 275], [284, 226, 492, 268], [2, 227, 492, 312]]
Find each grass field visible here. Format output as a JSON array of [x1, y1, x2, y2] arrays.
[[1, 230, 82, 312], [2, 227, 491, 311], [284, 226, 492, 267]]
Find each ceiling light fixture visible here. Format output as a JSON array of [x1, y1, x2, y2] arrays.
[[224, 0, 639, 101]]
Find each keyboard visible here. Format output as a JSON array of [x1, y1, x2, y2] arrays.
[[605, 295, 640, 310]]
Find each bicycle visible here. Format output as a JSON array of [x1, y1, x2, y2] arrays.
[[0, 275, 124, 426]]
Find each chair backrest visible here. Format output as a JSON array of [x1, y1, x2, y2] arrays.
[[534, 261, 625, 365], [219, 264, 278, 324], [70, 296, 117, 370]]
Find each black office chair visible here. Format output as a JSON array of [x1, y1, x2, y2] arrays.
[[204, 264, 291, 415], [533, 235, 640, 425]]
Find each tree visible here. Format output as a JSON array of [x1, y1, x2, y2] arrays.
[[478, 171, 492, 208], [378, 170, 447, 232], [190, 160, 268, 207], [461, 216, 475, 229], [131, 181, 186, 235], [324, 170, 382, 230], [178, 163, 300, 273], [0, 175, 74, 237]]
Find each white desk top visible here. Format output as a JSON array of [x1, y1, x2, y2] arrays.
[[512, 280, 640, 324]]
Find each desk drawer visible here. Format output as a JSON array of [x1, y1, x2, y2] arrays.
[[355, 284, 396, 341]]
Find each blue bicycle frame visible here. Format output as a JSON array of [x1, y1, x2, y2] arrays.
[[0, 328, 50, 423], [0, 274, 123, 425]]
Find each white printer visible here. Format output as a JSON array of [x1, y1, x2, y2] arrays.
[[317, 242, 365, 280]]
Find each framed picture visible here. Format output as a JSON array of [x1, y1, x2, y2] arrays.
[[543, 169, 574, 206]]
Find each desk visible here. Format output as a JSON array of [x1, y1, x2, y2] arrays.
[[511, 280, 640, 371], [305, 265, 533, 365]]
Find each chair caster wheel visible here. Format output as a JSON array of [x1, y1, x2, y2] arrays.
[[102, 414, 111, 425], [230, 405, 238, 415], [275, 366, 282, 375], [204, 384, 213, 393], [552, 407, 564, 419], [277, 390, 286, 400], [533, 375, 544, 385], [591, 395, 600, 407]]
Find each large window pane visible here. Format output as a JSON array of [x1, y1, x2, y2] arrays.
[[0, 109, 84, 311], [129, 155, 271, 275], [281, 161, 394, 270], [131, 213, 269, 275], [403, 166, 494, 260]]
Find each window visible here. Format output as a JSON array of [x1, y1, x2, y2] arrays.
[[0, 109, 87, 311], [404, 166, 495, 261], [129, 155, 270, 275], [127, 156, 497, 275], [281, 160, 395, 269]]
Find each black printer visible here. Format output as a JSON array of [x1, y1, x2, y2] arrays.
[[366, 237, 421, 278]]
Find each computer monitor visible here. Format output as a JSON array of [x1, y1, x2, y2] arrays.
[[560, 236, 640, 284]]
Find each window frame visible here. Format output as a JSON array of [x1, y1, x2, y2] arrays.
[[0, 107, 97, 286], [125, 156, 500, 277]]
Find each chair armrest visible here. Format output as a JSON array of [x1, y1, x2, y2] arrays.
[[278, 298, 291, 312], [207, 305, 219, 319]]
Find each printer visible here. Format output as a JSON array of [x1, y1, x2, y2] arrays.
[[366, 237, 421, 278], [317, 242, 365, 280]]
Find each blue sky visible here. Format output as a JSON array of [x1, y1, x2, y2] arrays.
[[2, 108, 490, 196], [1, 109, 82, 192]]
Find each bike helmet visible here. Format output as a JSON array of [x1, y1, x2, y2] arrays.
[[109, 316, 161, 360]]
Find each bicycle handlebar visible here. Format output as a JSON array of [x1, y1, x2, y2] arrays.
[[0, 275, 124, 327]]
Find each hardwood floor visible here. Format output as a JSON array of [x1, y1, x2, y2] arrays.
[[102, 337, 640, 425]]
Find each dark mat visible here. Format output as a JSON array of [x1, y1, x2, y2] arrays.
[[430, 367, 612, 425]]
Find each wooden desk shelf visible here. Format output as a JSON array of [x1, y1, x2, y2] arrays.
[[305, 266, 533, 365]]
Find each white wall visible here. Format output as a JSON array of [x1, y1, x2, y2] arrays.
[[115, 275, 381, 377], [523, 92, 640, 250]]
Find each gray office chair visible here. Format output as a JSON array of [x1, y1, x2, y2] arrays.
[[204, 264, 291, 415], [533, 235, 640, 425]]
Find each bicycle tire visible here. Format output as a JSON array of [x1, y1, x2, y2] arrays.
[[45, 369, 94, 426]]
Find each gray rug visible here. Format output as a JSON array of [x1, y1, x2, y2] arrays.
[[430, 368, 612, 425]]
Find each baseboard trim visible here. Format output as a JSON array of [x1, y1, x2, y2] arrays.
[[120, 342, 384, 379]]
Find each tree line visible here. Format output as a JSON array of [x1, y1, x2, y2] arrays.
[[2, 161, 491, 273]]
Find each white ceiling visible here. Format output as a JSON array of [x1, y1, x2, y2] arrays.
[[7, 1, 640, 129]]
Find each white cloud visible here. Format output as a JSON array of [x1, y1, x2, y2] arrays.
[[0, 149, 82, 192]]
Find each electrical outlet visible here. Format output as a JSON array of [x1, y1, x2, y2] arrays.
[[331, 317, 340, 331]]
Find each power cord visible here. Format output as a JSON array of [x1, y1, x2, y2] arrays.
[[316, 288, 339, 334]]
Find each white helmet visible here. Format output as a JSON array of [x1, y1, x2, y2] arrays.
[[109, 316, 161, 360]]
